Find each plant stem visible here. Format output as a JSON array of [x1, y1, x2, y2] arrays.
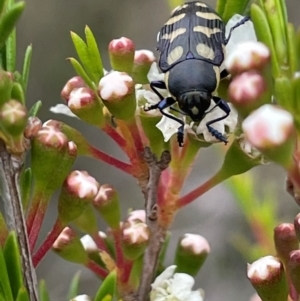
[[0, 139, 39, 301], [86, 260, 108, 278]]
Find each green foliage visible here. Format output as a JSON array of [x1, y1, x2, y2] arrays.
[[216, 0, 250, 22], [39, 280, 51, 301], [94, 270, 116, 301], [67, 272, 81, 300]]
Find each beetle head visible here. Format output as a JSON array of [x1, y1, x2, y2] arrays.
[[177, 91, 211, 122]]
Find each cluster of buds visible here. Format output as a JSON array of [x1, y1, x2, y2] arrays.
[[247, 215, 300, 301]]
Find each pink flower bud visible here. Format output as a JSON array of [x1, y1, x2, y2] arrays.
[[98, 71, 136, 120], [53, 227, 88, 264], [36, 125, 69, 149], [68, 87, 96, 109], [225, 41, 270, 74], [133, 50, 156, 84], [247, 256, 288, 301], [180, 233, 210, 255], [242, 105, 294, 149], [108, 37, 135, 73], [127, 210, 146, 223], [228, 71, 267, 111], [61, 76, 87, 101], [24, 116, 42, 139], [288, 250, 300, 294], [0, 99, 27, 137], [274, 223, 298, 264], [66, 170, 99, 199]]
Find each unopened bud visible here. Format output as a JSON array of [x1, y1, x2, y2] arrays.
[[288, 250, 300, 294], [122, 219, 150, 260], [294, 213, 300, 242], [133, 50, 156, 84], [0, 70, 13, 106], [127, 210, 146, 223], [242, 105, 295, 168], [225, 42, 270, 75], [24, 116, 42, 139], [58, 171, 100, 224], [52, 227, 88, 264], [0, 99, 27, 136], [67, 87, 104, 126], [247, 256, 288, 301], [274, 223, 298, 265], [31, 126, 77, 192], [93, 184, 121, 229], [70, 295, 92, 301], [108, 37, 135, 73], [61, 76, 87, 101], [175, 234, 210, 276], [98, 71, 136, 120], [229, 71, 268, 116]]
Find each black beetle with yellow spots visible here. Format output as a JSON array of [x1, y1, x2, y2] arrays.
[[145, 1, 249, 146]]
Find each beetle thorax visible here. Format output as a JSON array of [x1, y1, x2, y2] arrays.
[[177, 90, 211, 121]]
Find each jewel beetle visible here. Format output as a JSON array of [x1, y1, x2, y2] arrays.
[[145, 1, 250, 146]]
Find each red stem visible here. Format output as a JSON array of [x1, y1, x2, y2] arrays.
[[89, 145, 132, 174], [102, 124, 127, 149], [32, 219, 64, 267], [92, 232, 109, 252], [86, 259, 108, 278], [127, 120, 145, 155], [112, 228, 124, 267], [28, 200, 50, 252], [120, 259, 134, 284], [177, 174, 223, 208]]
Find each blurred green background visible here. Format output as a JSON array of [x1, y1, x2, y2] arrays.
[[16, 0, 300, 300]]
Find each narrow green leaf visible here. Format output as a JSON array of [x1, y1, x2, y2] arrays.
[[264, 0, 287, 72], [5, 28, 15, 72], [20, 168, 32, 210], [0, 2, 25, 50], [28, 100, 42, 117], [11, 81, 25, 104], [222, 0, 250, 23], [94, 270, 116, 301], [67, 271, 81, 300], [0, 213, 8, 246], [292, 76, 300, 131], [286, 23, 297, 76], [0, 240, 14, 301], [3, 232, 23, 300], [0, 0, 6, 17], [21, 44, 32, 94], [216, 0, 226, 17], [274, 76, 293, 111], [39, 280, 50, 301], [70, 31, 97, 83], [85, 26, 104, 81], [15, 287, 29, 301], [250, 3, 280, 78], [68, 57, 94, 89]]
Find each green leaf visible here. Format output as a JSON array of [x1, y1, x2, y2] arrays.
[[221, 0, 250, 23], [15, 287, 30, 301], [0, 0, 6, 17], [20, 168, 32, 210], [3, 232, 23, 300], [0, 2, 25, 50], [67, 271, 81, 300], [250, 3, 280, 78], [0, 213, 8, 246], [274, 76, 293, 111], [0, 240, 14, 301], [21, 44, 32, 94], [68, 57, 94, 89], [39, 280, 50, 301], [286, 23, 297, 76], [11, 81, 25, 104], [5, 28, 15, 72], [85, 26, 104, 81], [94, 270, 116, 301], [28, 100, 42, 117]]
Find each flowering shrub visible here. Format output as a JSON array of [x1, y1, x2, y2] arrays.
[[0, 0, 300, 301]]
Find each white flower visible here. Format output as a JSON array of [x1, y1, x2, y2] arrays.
[[150, 265, 204, 301], [225, 14, 257, 58], [50, 104, 78, 118], [70, 295, 92, 301], [156, 115, 183, 142], [194, 103, 238, 143]]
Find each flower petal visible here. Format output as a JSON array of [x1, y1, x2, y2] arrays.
[[50, 104, 78, 118]]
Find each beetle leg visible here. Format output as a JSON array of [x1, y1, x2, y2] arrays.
[[145, 96, 185, 147], [150, 81, 167, 100], [220, 69, 229, 79], [225, 16, 250, 44], [205, 97, 231, 144]]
